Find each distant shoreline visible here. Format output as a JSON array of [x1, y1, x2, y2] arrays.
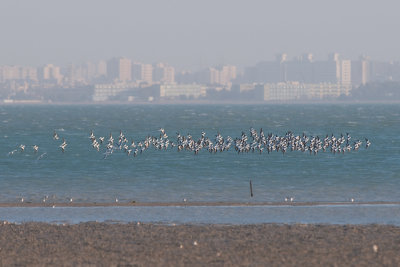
[[2, 100, 400, 105]]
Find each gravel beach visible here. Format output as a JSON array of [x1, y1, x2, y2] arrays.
[[0, 222, 399, 266]]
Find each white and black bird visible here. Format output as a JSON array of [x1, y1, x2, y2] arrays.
[[89, 130, 95, 141], [19, 144, 25, 152], [365, 138, 371, 149], [60, 138, 67, 152], [53, 131, 59, 140]]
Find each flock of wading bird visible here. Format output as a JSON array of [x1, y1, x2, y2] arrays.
[[8, 128, 371, 159]]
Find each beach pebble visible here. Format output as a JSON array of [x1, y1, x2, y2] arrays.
[[179, 244, 183, 249], [373, 244, 378, 253], [193, 241, 198, 246]]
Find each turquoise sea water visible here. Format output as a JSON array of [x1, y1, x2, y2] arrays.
[[0, 104, 399, 223]]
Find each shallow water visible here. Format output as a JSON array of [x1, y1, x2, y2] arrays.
[[1, 204, 400, 225]]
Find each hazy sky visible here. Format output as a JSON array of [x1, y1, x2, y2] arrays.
[[1, 0, 399, 70]]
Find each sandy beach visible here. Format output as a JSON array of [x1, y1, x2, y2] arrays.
[[0, 222, 399, 266]]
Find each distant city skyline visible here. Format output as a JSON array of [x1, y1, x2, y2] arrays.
[[0, 52, 398, 73], [2, 50, 400, 104], [2, 52, 398, 87], [1, 0, 400, 69]]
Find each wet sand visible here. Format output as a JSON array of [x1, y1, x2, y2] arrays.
[[1, 200, 400, 207], [0, 222, 399, 266]]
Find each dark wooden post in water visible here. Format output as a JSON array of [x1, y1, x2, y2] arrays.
[[249, 180, 253, 197]]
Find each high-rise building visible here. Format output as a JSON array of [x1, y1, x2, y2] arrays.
[[219, 65, 237, 86], [66, 63, 96, 85], [313, 54, 341, 83], [107, 57, 132, 82], [65, 64, 80, 85], [153, 63, 175, 84], [97, 61, 107, 77], [132, 62, 142, 81], [153, 63, 163, 82], [132, 62, 153, 84], [369, 61, 394, 82], [119, 58, 132, 82], [203, 65, 237, 85], [243, 53, 353, 85], [352, 56, 370, 86], [286, 54, 313, 83], [341, 60, 351, 85], [0, 65, 20, 81], [41, 64, 63, 84], [243, 61, 281, 83], [0, 65, 38, 82], [85, 62, 97, 82], [142, 64, 153, 84], [209, 68, 220, 84], [163, 65, 175, 84], [20, 66, 38, 81]]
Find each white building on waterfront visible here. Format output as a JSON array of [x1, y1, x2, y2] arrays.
[[160, 84, 206, 99], [263, 81, 351, 101], [93, 83, 131, 101]]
